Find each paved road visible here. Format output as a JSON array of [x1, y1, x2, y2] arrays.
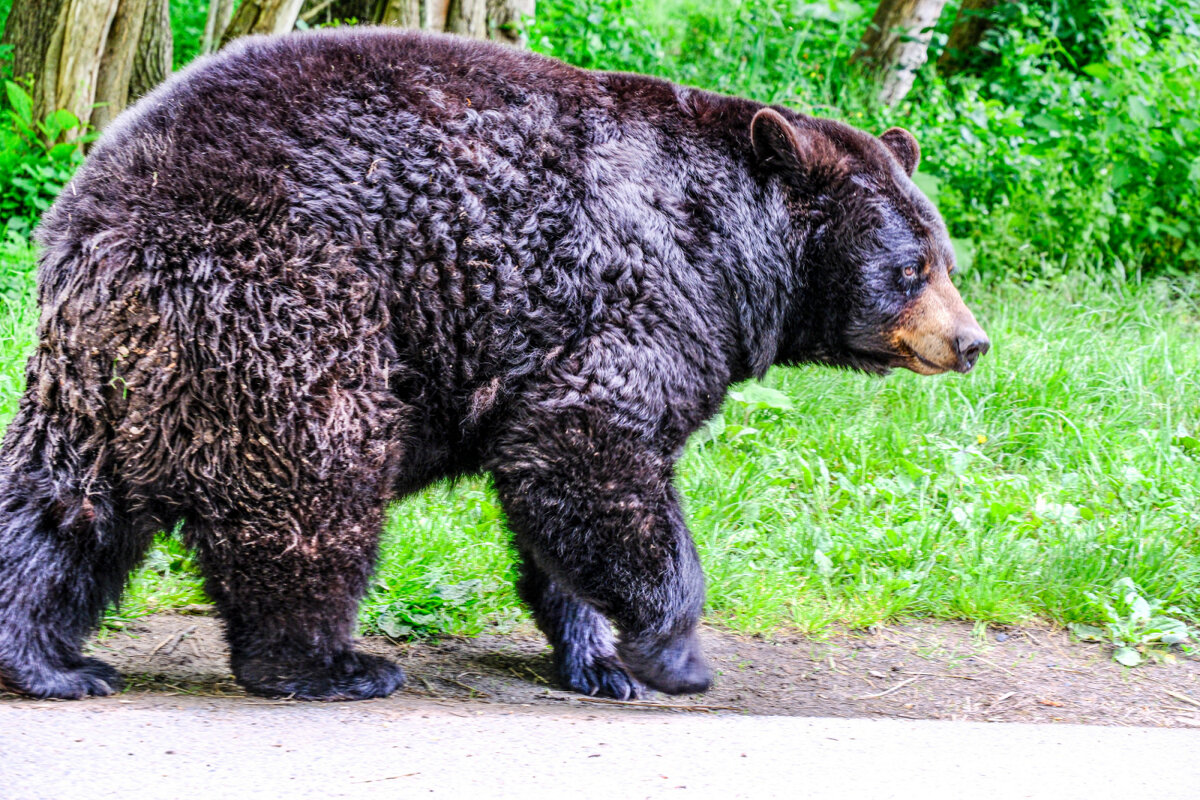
[[3, 697, 1197, 799]]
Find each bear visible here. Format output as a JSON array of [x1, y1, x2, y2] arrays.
[[0, 28, 988, 701]]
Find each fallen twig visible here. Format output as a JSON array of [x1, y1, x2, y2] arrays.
[[903, 671, 980, 681], [521, 665, 548, 685], [855, 677, 919, 700], [986, 691, 1016, 712], [570, 696, 742, 712], [971, 655, 1017, 678], [444, 677, 490, 697], [353, 773, 419, 784], [146, 625, 197, 659], [1164, 690, 1200, 709]]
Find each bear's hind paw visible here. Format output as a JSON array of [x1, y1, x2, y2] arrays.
[[1, 657, 123, 700], [239, 651, 405, 701]]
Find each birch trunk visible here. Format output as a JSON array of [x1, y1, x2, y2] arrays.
[[445, 0, 487, 38], [202, 0, 236, 55], [855, 0, 950, 106]]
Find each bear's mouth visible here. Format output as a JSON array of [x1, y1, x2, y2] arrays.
[[899, 344, 955, 375]]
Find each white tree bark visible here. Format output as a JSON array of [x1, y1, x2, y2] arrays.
[[446, 0, 487, 38], [202, 0, 235, 55], [487, 0, 533, 44], [856, 0, 950, 106], [49, 0, 122, 130]]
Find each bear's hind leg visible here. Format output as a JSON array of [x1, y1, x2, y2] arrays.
[[516, 547, 646, 700], [190, 485, 404, 701], [0, 448, 153, 698]]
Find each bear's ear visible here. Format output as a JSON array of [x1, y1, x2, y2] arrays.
[[751, 108, 840, 184], [880, 127, 920, 176]]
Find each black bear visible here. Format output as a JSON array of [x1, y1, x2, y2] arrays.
[[0, 29, 988, 701]]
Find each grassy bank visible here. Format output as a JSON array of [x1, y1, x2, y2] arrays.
[[1, 243, 1196, 638]]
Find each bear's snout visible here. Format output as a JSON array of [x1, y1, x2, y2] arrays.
[[892, 270, 988, 375], [954, 328, 990, 373]]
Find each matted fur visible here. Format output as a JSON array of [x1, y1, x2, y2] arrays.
[[0, 29, 983, 700]]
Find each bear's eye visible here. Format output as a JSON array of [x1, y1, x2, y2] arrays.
[[902, 264, 917, 279]]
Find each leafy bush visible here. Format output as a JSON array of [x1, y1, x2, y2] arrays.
[[2, 0, 1198, 280], [530, 0, 1200, 279], [908, 1, 1200, 278], [0, 80, 88, 238]]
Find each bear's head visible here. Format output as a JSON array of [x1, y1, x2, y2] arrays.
[[750, 108, 989, 376]]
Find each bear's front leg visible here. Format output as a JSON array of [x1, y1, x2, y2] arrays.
[[515, 546, 647, 699], [189, 480, 405, 701], [493, 408, 712, 696]]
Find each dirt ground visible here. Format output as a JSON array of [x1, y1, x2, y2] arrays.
[[4, 612, 1199, 727]]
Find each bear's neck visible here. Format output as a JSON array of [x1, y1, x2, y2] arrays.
[[671, 99, 804, 383]]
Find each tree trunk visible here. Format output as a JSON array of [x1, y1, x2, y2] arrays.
[[5, 0, 125, 130], [298, 0, 382, 25], [202, 0, 236, 55], [4, 0, 172, 135], [130, 0, 172, 100], [378, 0, 420, 27], [92, 0, 149, 132], [220, 0, 305, 48], [855, 0, 950, 106], [487, 0, 533, 45], [2, 0, 68, 96], [265, 0, 531, 43], [445, 0, 487, 38], [937, 0, 1000, 75]]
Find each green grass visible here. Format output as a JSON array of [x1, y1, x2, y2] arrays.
[[1, 242, 1197, 637]]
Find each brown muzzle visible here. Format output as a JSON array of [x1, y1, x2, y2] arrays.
[[892, 272, 989, 375]]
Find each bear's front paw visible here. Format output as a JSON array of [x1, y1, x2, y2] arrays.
[[238, 650, 405, 701], [1, 657, 123, 700], [557, 652, 646, 700], [618, 632, 712, 696]]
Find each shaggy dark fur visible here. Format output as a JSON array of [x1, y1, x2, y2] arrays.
[[0, 28, 987, 701]]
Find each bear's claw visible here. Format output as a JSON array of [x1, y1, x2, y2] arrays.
[[558, 652, 646, 700]]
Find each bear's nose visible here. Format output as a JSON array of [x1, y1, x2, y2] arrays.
[[955, 333, 990, 373]]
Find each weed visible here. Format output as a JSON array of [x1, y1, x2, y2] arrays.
[[1071, 578, 1197, 666]]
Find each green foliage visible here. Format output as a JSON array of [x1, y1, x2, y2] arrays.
[[1071, 578, 1197, 666], [913, 1, 1200, 278], [0, 80, 89, 238], [530, 0, 1200, 278], [529, 0, 665, 73], [171, 0, 214, 69]]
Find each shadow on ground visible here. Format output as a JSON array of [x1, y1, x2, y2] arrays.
[[3, 613, 1198, 727]]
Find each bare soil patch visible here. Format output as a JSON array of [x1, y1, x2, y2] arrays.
[[3, 612, 1198, 726]]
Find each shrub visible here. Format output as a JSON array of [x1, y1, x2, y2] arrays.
[[0, 80, 89, 239]]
